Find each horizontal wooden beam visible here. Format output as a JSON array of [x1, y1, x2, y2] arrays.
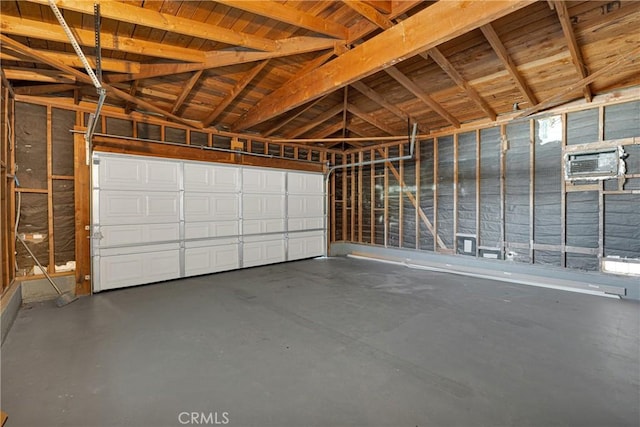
[[344, 0, 393, 30], [214, 0, 348, 39], [29, 0, 278, 51], [233, 0, 534, 130], [3, 67, 75, 83], [13, 83, 79, 96], [1, 48, 140, 74], [0, 16, 206, 62]]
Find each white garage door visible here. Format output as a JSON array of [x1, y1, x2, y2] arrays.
[[92, 153, 325, 292]]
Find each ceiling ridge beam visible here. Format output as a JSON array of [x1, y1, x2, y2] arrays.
[[203, 60, 270, 128], [0, 15, 206, 62], [553, 0, 592, 102], [29, 0, 278, 51], [480, 23, 538, 107], [0, 34, 204, 129], [233, 0, 534, 131], [385, 66, 460, 128], [214, 0, 348, 39]]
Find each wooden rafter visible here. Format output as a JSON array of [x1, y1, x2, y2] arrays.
[[553, 0, 592, 102], [385, 66, 461, 128], [347, 0, 422, 43], [204, 60, 270, 128], [0, 34, 203, 129], [2, 67, 75, 84], [29, 0, 278, 51], [305, 121, 344, 140], [347, 103, 399, 135], [283, 103, 344, 138], [480, 23, 538, 107], [426, 48, 497, 121], [363, 1, 392, 14], [171, 70, 204, 115], [105, 37, 338, 84], [350, 81, 409, 122], [214, 0, 348, 40], [1, 48, 140, 74], [13, 83, 78, 96], [234, 0, 533, 131], [124, 81, 139, 115], [262, 95, 331, 137], [343, 0, 393, 30], [1, 16, 206, 62]]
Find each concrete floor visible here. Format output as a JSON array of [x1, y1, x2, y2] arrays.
[[2, 257, 639, 427]]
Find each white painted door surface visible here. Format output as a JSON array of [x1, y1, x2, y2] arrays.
[[92, 153, 325, 292]]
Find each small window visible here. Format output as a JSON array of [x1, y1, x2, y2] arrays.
[[564, 147, 625, 181]]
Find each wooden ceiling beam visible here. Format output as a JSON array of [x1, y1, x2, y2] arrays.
[[233, 0, 534, 131], [284, 103, 344, 138], [343, 0, 393, 30], [124, 80, 139, 115], [171, 70, 204, 115], [363, 1, 392, 14], [347, 0, 422, 43], [106, 37, 338, 84], [1, 16, 206, 62], [480, 23, 538, 107], [203, 60, 270, 128], [385, 66, 460, 128], [13, 83, 78, 96], [1, 48, 140, 74], [553, 0, 592, 102], [2, 67, 75, 84], [0, 34, 203, 129], [426, 47, 497, 121], [28, 0, 278, 51], [305, 121, 345, 140], [214, 0, 348, 40], [347, 103, 399, 135], [350, 81, 408, 122]]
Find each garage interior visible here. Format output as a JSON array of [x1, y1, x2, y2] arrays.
[[1, 1, 639, 426]]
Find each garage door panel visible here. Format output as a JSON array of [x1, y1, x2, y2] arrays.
[[243, 219, 285, 234], [288, 195, 324, 218], [98, 156, 179, 191], [184, 163, 239, 193], [100, 191, 179, 225], [243, 169, 285, 193], [184, 193, 239, 222], [185, 221, 239, 239], [288, 231, 324, 260], [288, 217, 324, 232], [96, 249, 180, 291], [243, 194, 285, 219], [288, 172, 323, 194], [185, 244, 239, 276], [243, 238, 286, 267], [99, 223, 179, 247]]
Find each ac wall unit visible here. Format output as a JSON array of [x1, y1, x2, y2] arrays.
[[564, 147, 625, 181]]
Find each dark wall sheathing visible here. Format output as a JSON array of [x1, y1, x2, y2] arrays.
[[534, 250, 561, 266], [534, 120, 561, 247], [419, 140, 434, 250], [15, 102, 47, 189], [190, 131, 208, 146], [604, 101, 640, 140], [505, 122, 531, 262], [604, 194, 640, 259], [566, 191, 598, 272], [52, 180, 74, 265], [105, 117, 133, 137], [334, 167, 344, 240], [268, 143, 280, 156], [436, 136, 454, 248], [16, 193, 49, 272], [51, 108, 75, 177], [457, 132, 476, 235], [83, 113, 102, 133], [479, 128, 501, 248], [567, 109, 599, 145], [213, 136, 231, 149], [251, 141, 264, 154], [361, 151, 372, 244], [136, 122, 161, 140], [374, 162, 384, 245], [165, 127, 186, 144], [402, 156, 417, 249], [387, 146, 400, 247]]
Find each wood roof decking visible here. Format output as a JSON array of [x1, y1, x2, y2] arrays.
[[1, 0, 639, 148]]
